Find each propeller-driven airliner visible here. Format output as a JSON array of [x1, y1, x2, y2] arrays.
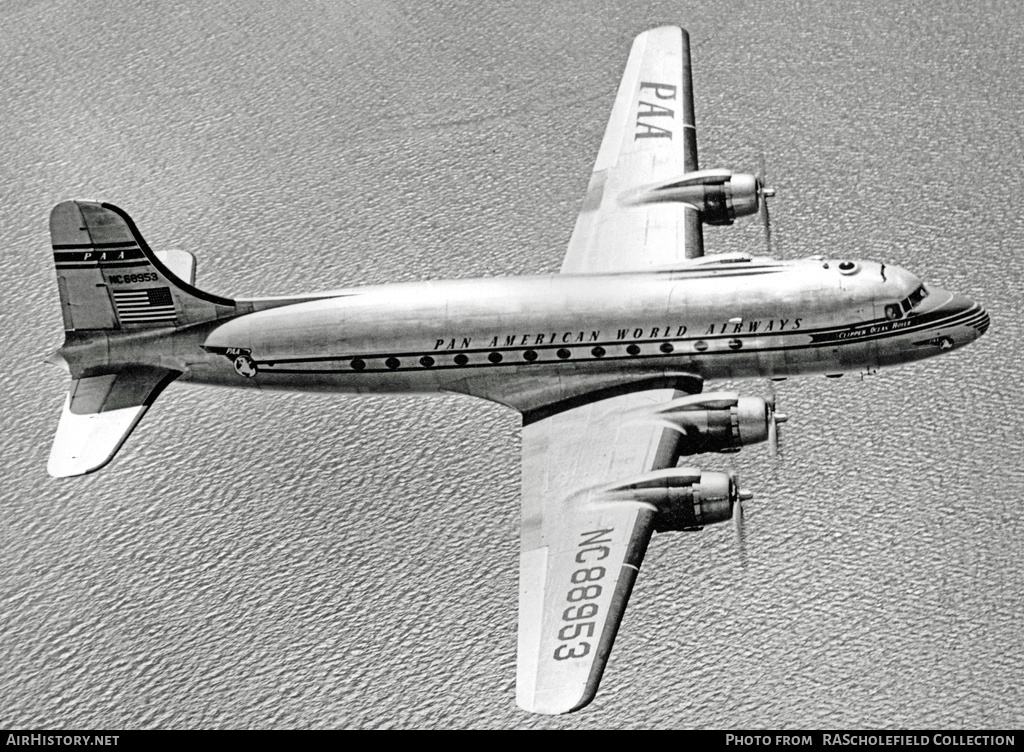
[[44, 26, 988, 714]]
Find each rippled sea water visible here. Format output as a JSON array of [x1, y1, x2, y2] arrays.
[[2, 0, 1022, 729]]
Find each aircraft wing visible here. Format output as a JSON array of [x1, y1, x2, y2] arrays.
[[517, 391, 688, 713], [516, 26, 707, 714], [562, 25, 702, 273]]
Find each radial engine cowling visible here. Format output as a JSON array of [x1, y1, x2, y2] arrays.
[[601, 467, 747, 533], [650, 391, 771, 455], [622, 168, 760, 226]]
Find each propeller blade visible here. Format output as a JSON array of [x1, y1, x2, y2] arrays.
[[765, 389, 787, 459], [765, 403, 786, 456], [758, 181, 773, 256], [733, 497, 745, 552], [731, 473, 752, 566], [756, 155, 775, 256]]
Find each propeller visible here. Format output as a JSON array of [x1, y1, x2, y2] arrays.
[[756, 156, 775, 256], [766, 392, 788, 458], [730, 472, 753, 565]]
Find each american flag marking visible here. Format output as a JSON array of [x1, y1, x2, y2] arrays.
[[113, 287, 177, 324]]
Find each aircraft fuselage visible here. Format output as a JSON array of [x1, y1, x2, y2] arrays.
[[144, 255, 988, 418]]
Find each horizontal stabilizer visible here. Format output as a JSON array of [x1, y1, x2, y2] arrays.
[[48, 367, 180, 477]]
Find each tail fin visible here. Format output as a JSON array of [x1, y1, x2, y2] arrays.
[[51, 200, 234, 331], [47, 201, 235, 477]]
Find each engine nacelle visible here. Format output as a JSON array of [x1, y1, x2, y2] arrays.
[[621, 168, 760, 226], [601, 467, 744, 532], [652, 391, 770, 455]]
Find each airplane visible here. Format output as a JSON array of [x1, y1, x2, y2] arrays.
[[43, 26, 989, 715]]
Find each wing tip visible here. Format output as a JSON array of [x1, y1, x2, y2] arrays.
[[516, 685, 599, 715], [639, 24, 687, 40]]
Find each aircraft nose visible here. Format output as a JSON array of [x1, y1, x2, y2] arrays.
[[973, 306, 991, 338], [938, 292, 989, 344]]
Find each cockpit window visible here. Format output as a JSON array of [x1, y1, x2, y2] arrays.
[[907, 284, 929, 309], [891, 285, 929, 318]]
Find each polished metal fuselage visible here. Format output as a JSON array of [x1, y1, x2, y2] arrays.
[[157, 256, 987, 416]]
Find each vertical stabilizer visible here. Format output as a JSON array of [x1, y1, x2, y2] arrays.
[[50, 200, 234, 331]]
